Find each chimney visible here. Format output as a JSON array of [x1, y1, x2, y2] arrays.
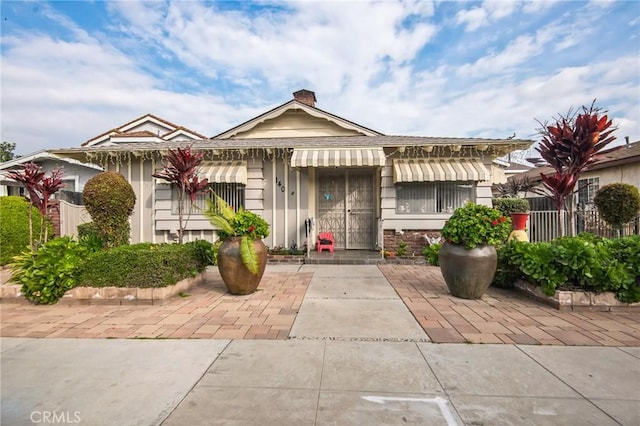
[[293, 89, 317, 107]]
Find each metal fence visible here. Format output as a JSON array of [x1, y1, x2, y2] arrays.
[[528, 210, 640, 242]]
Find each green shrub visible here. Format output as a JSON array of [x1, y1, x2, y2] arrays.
[[422, 243, 441, 266], [211, 240, 222, 266], [76, 243, 208, 288], [594, 183, 640, 229], [77, 222, 104, 251], [77, 221, 100, 239], [442, 203, 511, 249], [397, 240, 408, 257], [492, 198, 530, 216], [0, 196, 52, 265], [493, 235, 639, 302], [186, 239, 214, 266], [83, 172, 136, 248], [10, 237, 89, 304]]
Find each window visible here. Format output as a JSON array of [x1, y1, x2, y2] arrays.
[[61, 179, 76, 192], [396, 182, 475, 214], [172, 183, 245, 214], [577, 177, 599, 209]]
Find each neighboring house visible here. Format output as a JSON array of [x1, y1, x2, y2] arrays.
[[82, 113, 207, 147], [0, 151, 103, 201], [509, 141, 640, 239], [512, 140, 640, 210], [52, 89, 533, 251]]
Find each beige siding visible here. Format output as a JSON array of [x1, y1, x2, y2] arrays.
[[128, 122, 172, 135], [581, 163, 640, 188], [232, 110, 362, 139]]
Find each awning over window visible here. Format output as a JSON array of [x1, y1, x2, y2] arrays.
[[200, 161, 247, 184], [290, 148, 386, 167], [393, 159, 490, 183]]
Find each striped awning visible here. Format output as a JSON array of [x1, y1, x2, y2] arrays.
[[200, 161, 247, 184], [393, 159, 490, 183], [290, 148, 386, 167]]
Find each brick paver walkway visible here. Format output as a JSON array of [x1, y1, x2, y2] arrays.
[[380, 264, 640, 346], [2, 265, 640, 346], [0, 269, 311, 340]]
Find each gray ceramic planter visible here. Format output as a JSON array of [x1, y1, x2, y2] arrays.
[[439, 242, 497, 299]]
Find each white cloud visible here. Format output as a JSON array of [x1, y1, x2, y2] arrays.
[[1, 0, 638, 157], [455, 0, 520, 32], [455, 7, 488, 31]]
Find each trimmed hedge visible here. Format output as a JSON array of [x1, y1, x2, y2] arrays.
[[594, 183, 640, 229], [76, 241, 210, 288], [0, 196, 52, 265], [83, 172, 136, 248]]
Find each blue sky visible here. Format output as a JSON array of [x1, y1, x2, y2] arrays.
[[1, 0, 639, 158]]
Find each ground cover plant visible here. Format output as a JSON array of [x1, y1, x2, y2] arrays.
[[493, 234, 640, 303], [10, 237, 94, 304]]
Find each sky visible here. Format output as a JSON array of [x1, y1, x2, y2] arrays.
[[1, 0, 639, 159]]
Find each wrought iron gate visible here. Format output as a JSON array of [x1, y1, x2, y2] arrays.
[[317, 170, 376, 249]]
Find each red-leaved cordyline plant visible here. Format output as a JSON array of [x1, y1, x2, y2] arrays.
[[152, 146, 209, 243], [535, 101, 616, 236], [6, 163, 65, 248]]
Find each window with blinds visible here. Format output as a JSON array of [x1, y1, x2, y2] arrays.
[[172, 183, 245, 214], [395, 182, 475, 214]]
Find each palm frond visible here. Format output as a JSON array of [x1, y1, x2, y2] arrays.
[[203, 199, 234, 235], [239, 235, 259, 275]]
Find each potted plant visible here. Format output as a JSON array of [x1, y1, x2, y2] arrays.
[[203, 194, 270, 295], [439, 202, 511, 299], [493, 197, 530, 241]]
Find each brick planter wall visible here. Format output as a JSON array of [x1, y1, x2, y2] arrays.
[[383, 230, 442, 255]]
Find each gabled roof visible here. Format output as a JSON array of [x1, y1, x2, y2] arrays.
[[212, 99, 383, 139], [82, 113, 206, 147], [0, 150, 103, 171]]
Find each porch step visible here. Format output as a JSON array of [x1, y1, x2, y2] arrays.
[[304, 251, 427, 265]]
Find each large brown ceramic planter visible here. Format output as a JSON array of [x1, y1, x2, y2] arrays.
[[439, 242, 497, 299], [217, 237, 267, 295]]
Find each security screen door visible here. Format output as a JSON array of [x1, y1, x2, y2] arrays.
[[317, 169, 376, 249]]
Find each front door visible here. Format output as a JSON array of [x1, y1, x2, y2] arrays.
[[317, 169, 376, 249]]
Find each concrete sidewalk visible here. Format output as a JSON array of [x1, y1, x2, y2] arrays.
[[1, 265, 640, 425]]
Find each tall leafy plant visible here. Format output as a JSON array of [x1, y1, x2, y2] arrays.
[[152, 146, 209, 243], [5, 163, 64, 248], [535, 101, 616, 237], [204, 194, 269, 274]]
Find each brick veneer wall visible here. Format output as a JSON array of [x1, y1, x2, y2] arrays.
[[383, 229, 442, 255], [47, 200, 61, 238]]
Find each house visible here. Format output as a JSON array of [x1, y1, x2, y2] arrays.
[[511, 140, 640, 210], [0, 151, 103, 200], [82, 113, 208, 147], [52, 90, 533, 252], [509, 140, 640, 239]]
